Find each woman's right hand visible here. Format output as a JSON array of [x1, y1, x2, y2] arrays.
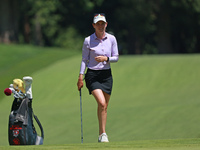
[[77, 74, 84, 91]]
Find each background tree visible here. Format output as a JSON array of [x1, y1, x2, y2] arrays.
[[0, 0, 19, 43], [0, 0, 199, 54]]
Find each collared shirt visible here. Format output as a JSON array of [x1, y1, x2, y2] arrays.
[[79, 32, 119, 74]]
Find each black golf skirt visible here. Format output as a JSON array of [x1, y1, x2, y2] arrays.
[[85, 68, 113, 95]]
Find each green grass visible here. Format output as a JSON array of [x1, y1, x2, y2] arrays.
[[111, 55, 200, 141], [0, 44, 78, 100], [0, 44, 200, 149], [0, 139, 200, 150]]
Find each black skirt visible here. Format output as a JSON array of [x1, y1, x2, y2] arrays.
[[85, 68, 113, 95]]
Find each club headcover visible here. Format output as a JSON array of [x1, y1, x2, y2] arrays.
[[4, 88, 12, 96], [13, 79, 25, 93]]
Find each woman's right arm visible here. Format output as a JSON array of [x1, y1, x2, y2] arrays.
[[77, 74, 84, 91], [77, 38, 90, 91]]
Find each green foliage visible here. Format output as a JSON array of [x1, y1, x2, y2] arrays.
[[27, 0, 62, 45], [112, 0, 157, 54], [193, 0, 200, 12], [0, 0, 200, 54], [143, 44, 158, 54], [14, 0, 200, 54], [82, 0, 95, 11], [54, 26, 83, 50]]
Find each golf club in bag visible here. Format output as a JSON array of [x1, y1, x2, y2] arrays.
[[5, 76, 44, 145]]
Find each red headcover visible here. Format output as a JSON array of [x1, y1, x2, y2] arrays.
[[4, 88, 12, 96]]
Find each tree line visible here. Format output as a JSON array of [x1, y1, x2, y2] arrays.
[[0, 0, 200, 54]]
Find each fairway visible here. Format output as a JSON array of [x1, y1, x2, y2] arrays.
[[0, 45, 200, 149], [0, 139, 200, 150]]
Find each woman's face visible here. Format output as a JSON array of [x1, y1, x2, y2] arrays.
[[93, 21, 107, 33]]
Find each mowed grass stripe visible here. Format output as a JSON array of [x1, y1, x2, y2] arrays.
[[0, 44, 78, 100], [110, 55, 200, 141]]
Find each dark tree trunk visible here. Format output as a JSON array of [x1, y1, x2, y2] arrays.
[[34, 14, 43, 46], [156, 1, 173, 54], [24, 16, 31, 43], [0, 0, 19, 43]]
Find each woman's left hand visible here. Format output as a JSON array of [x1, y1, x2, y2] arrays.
[[95, 56, 107, 62]]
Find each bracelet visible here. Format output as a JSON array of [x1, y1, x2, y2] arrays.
[[106, 57, 109, 62]]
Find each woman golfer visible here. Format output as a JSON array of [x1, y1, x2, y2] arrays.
[[77, 13, 119, 142]]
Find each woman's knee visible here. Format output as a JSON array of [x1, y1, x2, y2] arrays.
[[98, 102, 107, 111]]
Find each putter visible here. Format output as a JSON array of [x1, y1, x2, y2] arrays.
[[79, 89, 83, 144]]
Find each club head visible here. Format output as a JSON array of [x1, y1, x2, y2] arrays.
[[23, 76, 33, 85]]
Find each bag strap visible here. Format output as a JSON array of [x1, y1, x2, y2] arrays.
[[33, 114, 44, 139]]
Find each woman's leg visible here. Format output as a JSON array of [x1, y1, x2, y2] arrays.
[[92, 89, 110, 135]]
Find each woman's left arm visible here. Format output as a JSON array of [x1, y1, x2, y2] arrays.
[[109, 36, 119, 63], [95, 35, 119, 63]]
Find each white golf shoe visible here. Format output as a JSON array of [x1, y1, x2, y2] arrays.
[[98, 133, 109, 143]]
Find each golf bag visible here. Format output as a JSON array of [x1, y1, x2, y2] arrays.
[[8, 97, 44, 145]]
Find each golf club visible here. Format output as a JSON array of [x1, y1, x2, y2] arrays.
[[79, 89, 83, 144]]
